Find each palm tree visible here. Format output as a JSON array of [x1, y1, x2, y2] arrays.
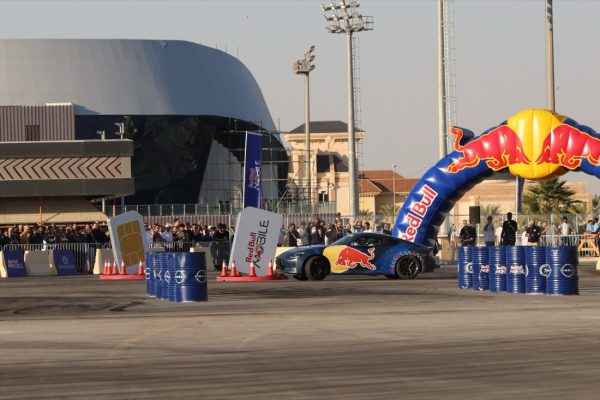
[[378, 204, 395, 218], [359, 209, 374, 219], [522, 178, 583, 214], [480, 204, 502, 220], [593, 194, 600, 213]]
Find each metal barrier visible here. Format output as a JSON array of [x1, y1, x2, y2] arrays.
[[149, 241, 231, 265], [2, 243, 108, 273]]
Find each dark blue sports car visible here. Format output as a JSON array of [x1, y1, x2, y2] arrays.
[[276, 232, 438, 281]]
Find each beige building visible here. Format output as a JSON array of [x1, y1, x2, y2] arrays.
[[284, 121, 363, 216], [284, 121, 594, 221], [450, 174, 593, 223], [284, 121, 419, 217]]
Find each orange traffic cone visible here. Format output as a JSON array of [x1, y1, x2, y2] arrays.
[[111, 260, 117, 275], [229, 260, 238, 278], [220, 260, 228, 277], [137, 260, 144, 275], [271, 260, 278, 277], [249, 261, 257, 277], [103, 259, 109, 275], [267, 260, 274, 277], [119, 260, 127, 275]]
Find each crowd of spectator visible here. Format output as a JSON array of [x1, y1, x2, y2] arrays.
[[145, 219, 231, 245], [279, 216, 394, 247], [0, 222, 110, 247]]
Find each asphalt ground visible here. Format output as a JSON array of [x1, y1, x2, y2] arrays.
[[1, 266, 600, 400]]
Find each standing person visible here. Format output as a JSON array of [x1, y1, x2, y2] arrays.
[[559, 216, 572, 246], [309, 219, 324, 245], [363, 221, 373, 233], [287, 223, 300, 247], [501, 212, 517, 246], [525, 220, 542, 246], [383, 223, 392, 235], [482, 216, 495, 247], [459, 220, 476, 246], [297, 222, 309, 246], [333, 221, 344, 241], [325, 223, 337, 245], [353, 219, 364, 233], [343, 223, 353, 236], [494, 221, 503, 246]]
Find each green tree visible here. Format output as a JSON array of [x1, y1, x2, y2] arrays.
[[378, 204, 395, 218], [480, 204, 502, 220], [359, 209, 374, 218], [593, 194, 600, 213], [522, 178, 583, 214]]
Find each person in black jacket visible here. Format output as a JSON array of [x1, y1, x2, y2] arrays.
[[287, 223, 300, 247], [501, 212, 518, 246], [459, 220, 476, 246]]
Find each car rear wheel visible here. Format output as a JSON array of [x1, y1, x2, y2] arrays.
[[304, 256, 330, 281], [395, 255, 421, 279]]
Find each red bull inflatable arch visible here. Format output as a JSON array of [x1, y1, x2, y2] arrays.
[[393, 108, 600, 248]]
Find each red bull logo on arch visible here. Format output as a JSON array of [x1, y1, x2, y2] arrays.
[[393, 108, 600, 248]]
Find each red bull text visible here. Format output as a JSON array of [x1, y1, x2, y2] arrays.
[[399, 184, 438, 242]]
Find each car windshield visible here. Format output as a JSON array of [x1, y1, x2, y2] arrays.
[[331, 235, 355, 246], [331, 234, 393, 247]]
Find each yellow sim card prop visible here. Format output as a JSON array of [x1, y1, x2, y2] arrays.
[[107, 211, 149, 274]]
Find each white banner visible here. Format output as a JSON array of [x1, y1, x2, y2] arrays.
[[229, 207, 282, 276], [107, 211, 149, 274]]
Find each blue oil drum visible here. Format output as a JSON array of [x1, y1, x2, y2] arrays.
[[154, 254, 163, 300], [488, 247, 507, 292], [545, 246, 579, 296], [525, 246, 548, 295], [174, 252, 208, 302], [471, 247, 489, 291], [159, 253, 174, 301], [457, 246, 473, 289], [145, 252, 156, 297], [506, 246, 526, 293]]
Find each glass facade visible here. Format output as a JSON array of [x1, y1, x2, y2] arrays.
[[75, 115, 289, 207]]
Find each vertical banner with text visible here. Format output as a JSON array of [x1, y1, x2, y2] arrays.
[[229, 207, 282, 276], [243, 131, 263, 209]]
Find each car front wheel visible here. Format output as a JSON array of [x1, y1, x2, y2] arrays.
[[395, 255, 421, 279], [304, 256, 330, 281]]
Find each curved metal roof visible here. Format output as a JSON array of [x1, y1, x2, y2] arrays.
[[0, 39, 275, 131]]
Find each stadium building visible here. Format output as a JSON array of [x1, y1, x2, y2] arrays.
[[0, 39, 287, 222]]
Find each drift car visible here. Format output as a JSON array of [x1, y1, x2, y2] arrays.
[[276, 232, 438, 281]]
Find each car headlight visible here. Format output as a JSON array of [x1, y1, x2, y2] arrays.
[[288, 252, 306, 260]]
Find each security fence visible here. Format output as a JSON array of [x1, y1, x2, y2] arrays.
[[1, 240, 232, 273], [2, 243, 109, 273]]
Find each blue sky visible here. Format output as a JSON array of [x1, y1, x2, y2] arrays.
[[2, 0, 600, 193]]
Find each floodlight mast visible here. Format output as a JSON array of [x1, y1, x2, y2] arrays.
[[322, 0, 373, 220], [293, 46, 316, 211]]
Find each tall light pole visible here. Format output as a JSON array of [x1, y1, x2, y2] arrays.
[[392, 164, 397, 214], [115, 122, 126, 212], [545, 0, 555, 112], [322, 0, 373, 219], [293, 46, 316, 211]]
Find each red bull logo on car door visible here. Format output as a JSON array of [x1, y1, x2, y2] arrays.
[[324, 246, 377, 273], [393, 108, 600, 248]]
